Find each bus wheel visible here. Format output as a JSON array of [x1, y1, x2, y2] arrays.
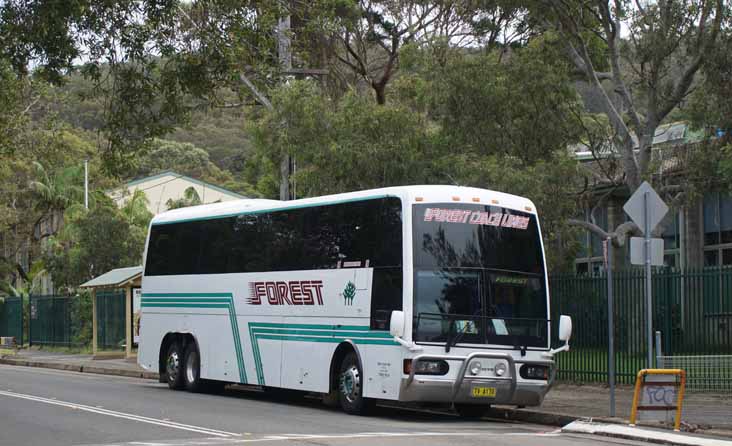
[[165, 342, 185, 390], [454, 403, 489, 419], [183, 344, 204, 393], [338, 352, 370, 415]]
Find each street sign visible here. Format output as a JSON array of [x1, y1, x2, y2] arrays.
[[623, 182, 669, 369], [623, 182, 669, 235], [630, 237, 664, 266]]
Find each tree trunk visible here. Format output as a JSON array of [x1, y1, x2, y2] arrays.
[[279, 156, 290, 201], [373, 82, 386, 105], [278, 15, 292, 200]]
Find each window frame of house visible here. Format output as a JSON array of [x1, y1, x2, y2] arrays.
[[575, 207, 608, 274], [703, 193, 732, 268]]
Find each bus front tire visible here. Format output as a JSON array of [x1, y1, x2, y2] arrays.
[[454, 403, 490, 419], [337, 352, 371, 415], [183, 344, 204, 393], [165, 342, 185, 390]]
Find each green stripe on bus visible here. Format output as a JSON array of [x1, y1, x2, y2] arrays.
[[142, 293, 233, 298], [256, 335, 398, 345], [142, 297, 232, 302], [251, 328, 393, 338], [141, 293, 247, 384], [248, 322, 371, 331], [247, 322, 397, 385], [141, 303, 230, 308]]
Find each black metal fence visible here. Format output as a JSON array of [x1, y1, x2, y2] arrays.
[[550, 267, 732, 386], [96, 289, 125, 350], [0, 296, 23, 344], [28, 294, 92, 347]]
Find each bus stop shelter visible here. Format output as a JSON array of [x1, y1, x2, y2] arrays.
[[80, 266, 142, 360]]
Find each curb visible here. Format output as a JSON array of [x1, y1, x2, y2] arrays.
[[0, 357, 159, 381], [486, 406, 579, 427], [562, 421, 732, 446]]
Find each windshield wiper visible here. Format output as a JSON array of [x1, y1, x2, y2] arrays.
[[445, 311, 480, 353], [444, 319, 456, 353]]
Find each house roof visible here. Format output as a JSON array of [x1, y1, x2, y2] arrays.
[[121, 170, 247, 199], [79, 266, 142, 289]]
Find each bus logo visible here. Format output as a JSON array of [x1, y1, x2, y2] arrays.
[[342, 281, 356, 306], [247, 280, 324, 305]]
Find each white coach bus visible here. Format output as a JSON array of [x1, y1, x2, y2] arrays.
[[138, 185, 573, 416]]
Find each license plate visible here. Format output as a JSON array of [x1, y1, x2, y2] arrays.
[[471, 386, 496, 398]]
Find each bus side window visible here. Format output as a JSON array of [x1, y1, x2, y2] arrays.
[[370, 268, 403, 330]]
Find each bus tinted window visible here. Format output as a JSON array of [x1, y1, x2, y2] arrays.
[[144, 197, 403, 276]]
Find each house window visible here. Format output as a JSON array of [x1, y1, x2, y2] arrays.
[[575, 207, 608, 274], [661, 212, 680, 268], [703, 193, 732, 266]]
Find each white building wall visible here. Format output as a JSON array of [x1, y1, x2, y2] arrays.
[[109, 173, 244, 215]]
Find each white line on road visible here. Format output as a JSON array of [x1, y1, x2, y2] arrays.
[[87, 430, 561, 446], [0, 390, 240, 438]]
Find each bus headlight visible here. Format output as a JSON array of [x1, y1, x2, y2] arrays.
[[494, 363, 507, 377], [404, 359, 449, 375], [469, 361, 481, 375]]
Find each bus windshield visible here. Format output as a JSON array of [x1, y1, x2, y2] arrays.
[[412, 203, 548, 348]]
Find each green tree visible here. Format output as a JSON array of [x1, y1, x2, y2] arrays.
[[427, 35, 584, 163], [251, 81, 436, 196], [166, 187, 203, 210], [46, 197, 151, 292], [535, 0, 728, 241]]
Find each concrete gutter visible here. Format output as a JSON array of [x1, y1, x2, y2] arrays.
[[563, 421, 732, 446], [0, 356, 159, 380]]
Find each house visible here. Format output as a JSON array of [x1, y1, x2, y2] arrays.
[[108, 171, 247, 215]]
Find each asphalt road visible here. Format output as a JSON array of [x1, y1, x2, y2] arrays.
[[0, 364, 647, 446]]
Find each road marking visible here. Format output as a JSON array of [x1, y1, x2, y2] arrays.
[[0, 390, 240, 438], [86, 430, 561, 445]]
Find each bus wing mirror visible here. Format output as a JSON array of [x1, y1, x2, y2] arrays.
[[558, 315, 572, 342], [389, 311, 405, 338]]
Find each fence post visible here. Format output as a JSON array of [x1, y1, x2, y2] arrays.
[[27, 296, 31, 347], [655, 330, 663, 368], [19, 297, 23, 347]]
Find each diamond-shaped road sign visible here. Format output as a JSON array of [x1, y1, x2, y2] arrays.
[[623, 181, 669, 234]]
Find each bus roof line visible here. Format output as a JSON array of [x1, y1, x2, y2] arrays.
[[151, 194, 399, 226]]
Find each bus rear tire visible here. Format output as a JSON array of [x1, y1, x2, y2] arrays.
[[337, 352, 371, 415], [183, 344, 204, 393], [165, 342, 185, 390], [454, 403, 490, 419]]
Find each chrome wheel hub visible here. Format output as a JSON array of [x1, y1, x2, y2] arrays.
[[167, 351, 180, 382], [339, 365, 361, 403]]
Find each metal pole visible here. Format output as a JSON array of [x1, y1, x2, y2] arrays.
[[655, 330, 663, 366], [644, 192, 653, 368], [607, 237, 615, 417], [84, 159, 89, 209]]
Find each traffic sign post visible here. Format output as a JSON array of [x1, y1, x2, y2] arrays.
[[623, 182, 669, 370], [605, 237, 616, 417]]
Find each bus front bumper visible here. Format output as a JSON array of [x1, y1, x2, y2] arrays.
[[398, 352, 555, 406]]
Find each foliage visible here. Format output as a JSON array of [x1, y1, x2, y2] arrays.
[[132, 138, 229, 183], [428, 35, 583, 163], [45, 197, 151, 292], [251, 81, 437, 196], [166, 187, 203, 210]]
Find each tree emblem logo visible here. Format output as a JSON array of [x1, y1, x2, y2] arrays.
[[343, 281, 356, 306]]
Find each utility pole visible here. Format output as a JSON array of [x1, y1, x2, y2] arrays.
[[606, 237, 615, 417], [278, 14, 292, 201], [84, 159, 89, 209]]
